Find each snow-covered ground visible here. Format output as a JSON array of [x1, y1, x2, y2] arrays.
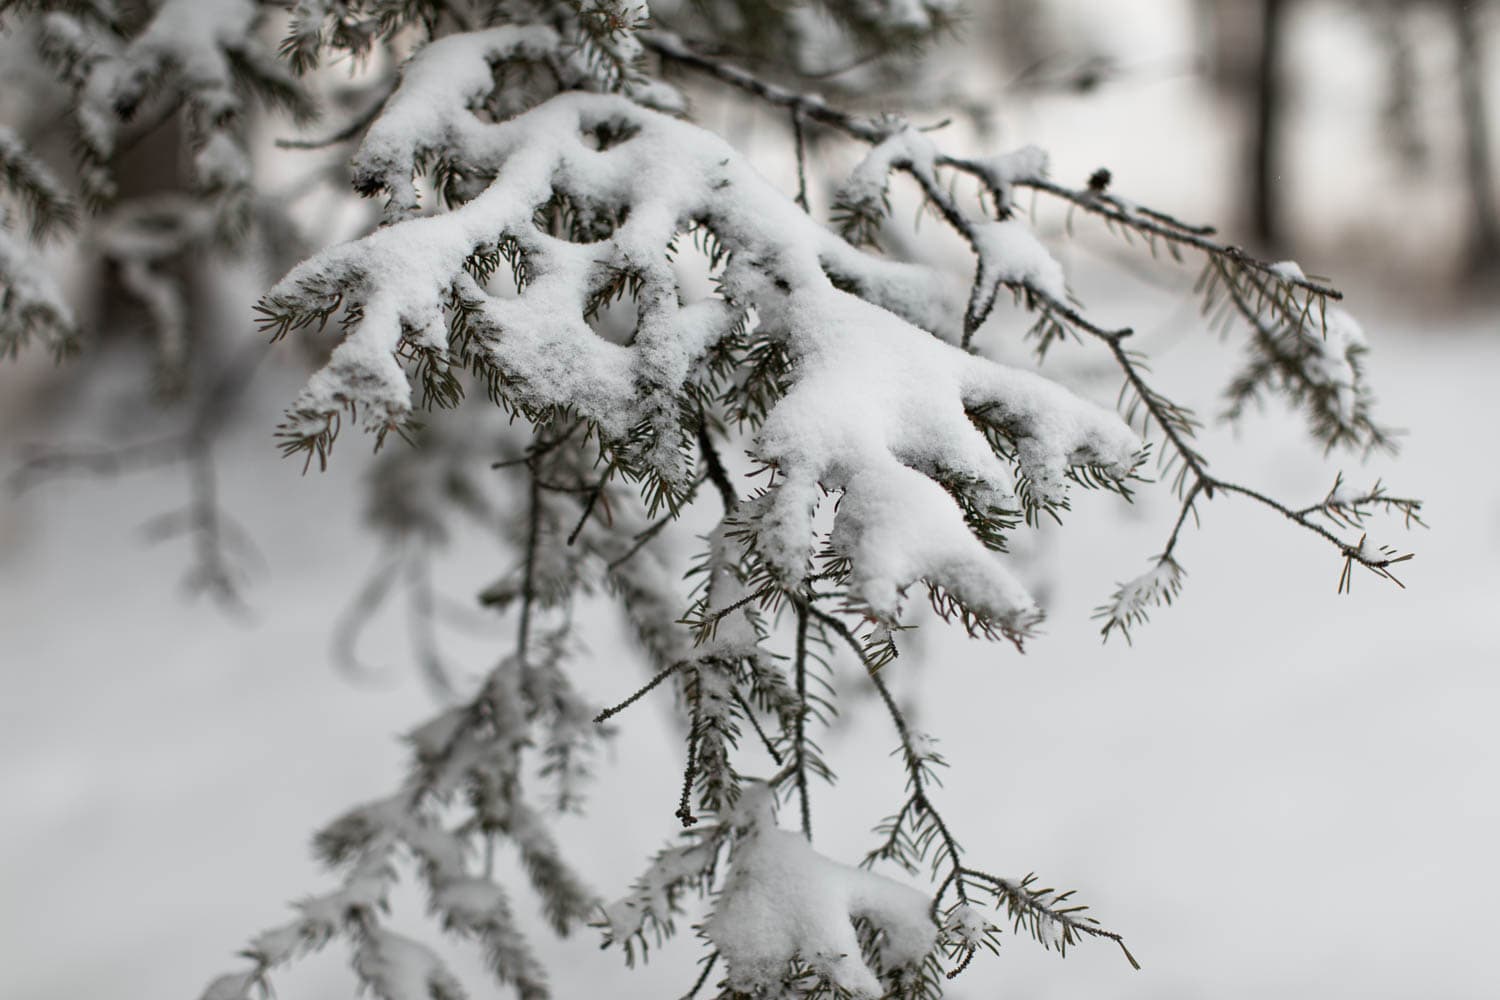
[[3, 297, 1496, 1000]]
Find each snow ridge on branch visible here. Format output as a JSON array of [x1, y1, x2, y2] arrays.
[[263, 71, 1140, 639]]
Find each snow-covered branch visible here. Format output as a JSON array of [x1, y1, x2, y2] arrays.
[[0, 6, 1428, 1000]]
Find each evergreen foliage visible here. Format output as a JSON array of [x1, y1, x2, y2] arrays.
[[0, 2, 1425, 998]]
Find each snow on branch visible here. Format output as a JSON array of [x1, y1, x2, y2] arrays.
[[0, 224, 75, 359], [350, 24, 565, 221], [0, 126, 75, 239], [264, 72, 1141, 640], [35, 0, 310, 222], [704, 785, 937, 998], [203, 646, 600, 1000], [0, 96, 79, 359], [636, 36, 1421, 637]]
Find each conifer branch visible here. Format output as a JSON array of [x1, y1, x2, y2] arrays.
[[958, 868, 1141, 970], [808, 608, 962, 887], [809, 603, 1132, 978], [640, 31, 886, 143], [997, 175, 1340, 299], [639, 30, 1422, 633]]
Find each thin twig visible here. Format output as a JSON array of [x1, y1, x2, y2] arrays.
[[275, 83, 392, 150], [791, 108, 810, 213], [594, 659, 690, 723], [808, 606, 966, 903], [697, 422, 737, 512], [677, 677, 703, 827], [680, 950, 719, 1000], [792, 603, 812, 841], [731, 687, 783, 767]]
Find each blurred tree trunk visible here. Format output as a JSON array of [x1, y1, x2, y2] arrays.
[[1251, 0, 1287, 249], [1375, 1, 1428, 173], [1194, 0, 1263, 92], [1451, 0, 1500, 271]]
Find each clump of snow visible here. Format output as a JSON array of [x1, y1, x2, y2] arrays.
[[246, 921, 307, 967], [1108, 558, 1182, 618], [818, 247, 967, 340], [705, 786, 936, 996], [752, 275, 1134, 622], [1303, 306, 1367, 424], [0, 227, 75, 337], [972, 218, 1068, 303], [1350, 534, 1396, 563], [1268, 260, 1306, 283], [121, 0, 255, 123], [353, 928, 464, 1000], [353, 25, 561, 221], [907, 731, 940, 760], [699, 523, 765, 656], [1036, 911, 1064, 949], [0, 127, 73, 232], [40, 12, 124, 162], [874, 0, 946, 31], [194, 131, 251, 193], [296, 846, 398, 934], [944, 902, 996, 950], [970, 143, 1049, 210], [838, 125, 939, 211], [433, 877, 511, 927]]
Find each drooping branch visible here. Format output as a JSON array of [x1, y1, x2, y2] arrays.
[[630, 38, 1421, 630], [808, 604, 1132, 979]]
